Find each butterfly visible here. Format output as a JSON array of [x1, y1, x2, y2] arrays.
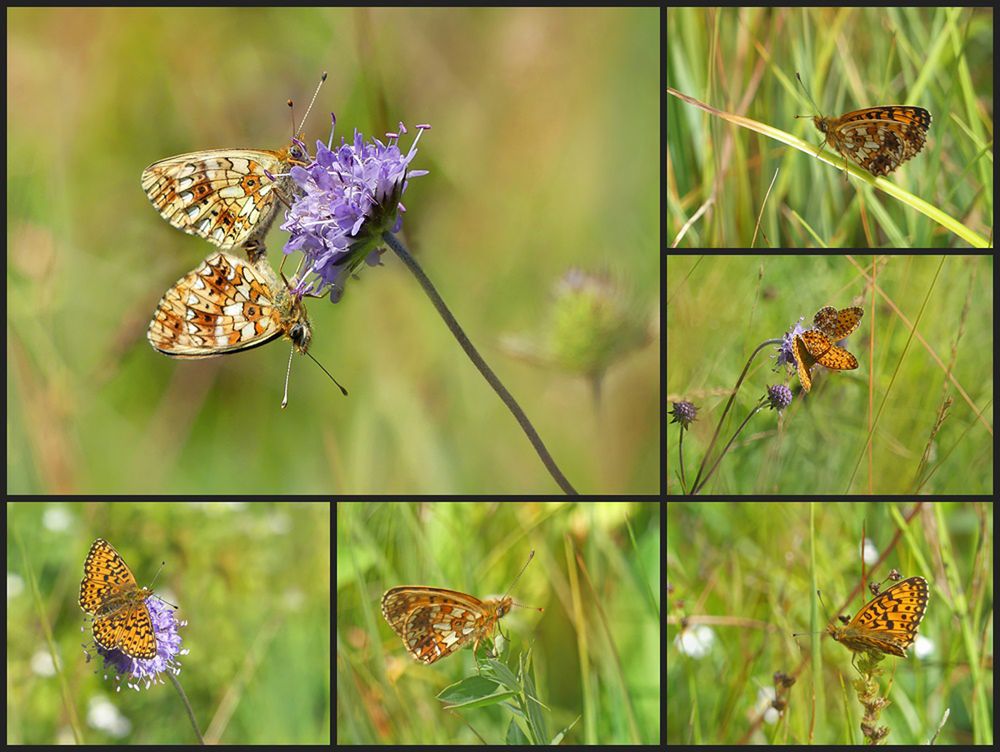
[[807, 106, 931, 177], [147, 251, 310, 359], [141, 144, 308, 254], [794, 74, 930, 177], [826, 576, 929, 657], [79, 538, 159, 660], [146, 249, 352, 407], [141, 73, 329, 254], [381, 551, 541, 665], [381, 587, 518, 665]]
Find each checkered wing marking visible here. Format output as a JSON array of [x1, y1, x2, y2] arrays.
[[828, 576, 929, 657], [381, 587, 510, 665], [79, 539, 158, 659], [813, 306, 864, 340], [147, 252, 306, 357], [141, 148, 301, 250]]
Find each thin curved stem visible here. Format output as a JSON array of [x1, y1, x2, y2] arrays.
[[384, 231, 578, 495]]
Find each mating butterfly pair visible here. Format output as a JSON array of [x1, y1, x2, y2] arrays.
[[142, 142, 311, 360], [793, 305, 863, 392]]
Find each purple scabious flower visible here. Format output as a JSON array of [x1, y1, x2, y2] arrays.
[[766, 384, 793, 410], [669, 401, 698, 428], [279, 117, 430, 302], [776, 317, 808, 369]]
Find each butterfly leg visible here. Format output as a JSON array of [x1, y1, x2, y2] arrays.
[[244, 239, 267, 265]]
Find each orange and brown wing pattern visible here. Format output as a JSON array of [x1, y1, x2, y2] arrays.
[[793, 333, 818, 392], [813, 306, 864, 340], [817, 106, 931, 177], [381, 586, 510, 664], [79, 539, 144, 615], [827, 576, 929, 657], [147, 252, 311, 358], [141, 147, 304, 250], [79, 539, 158, 659], [800, 329, 858, 371], [91, 600, 158, 659]]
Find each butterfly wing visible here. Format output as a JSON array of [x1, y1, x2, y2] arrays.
[[793, 334, 816, 392], [147, 252, 310, 357], [813, 306, 864, 339], [799, 329, 858, 370], [141, 148, 294, 249], [843, 577, 929, 656], [827, 109, 930, 176], [813, 343, 858, 370], [799, 329, 832, 358], [381, 587, 502, 664]]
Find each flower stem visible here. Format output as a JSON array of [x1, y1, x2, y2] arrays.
[[384, 231, 578, 494]]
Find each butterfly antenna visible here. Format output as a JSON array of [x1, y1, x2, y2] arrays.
[[794, 71, 823, 119], [281, 346, 296, 409], [299, 71, 328, 138], [280, 345, 348, 408], [306, 351, 348, 396], [501, 550, 536, 600], [791, 588, 835, 640], [288, 72, 327, 139]]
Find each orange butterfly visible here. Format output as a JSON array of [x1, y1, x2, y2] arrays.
[[827, 576, 929, 657]]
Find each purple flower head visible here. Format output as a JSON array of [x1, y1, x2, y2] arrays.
[[280, 117, 430, 302], [777, 317, 808, 368], [766, 383, 793, 411], [669, 401, 698, 428]]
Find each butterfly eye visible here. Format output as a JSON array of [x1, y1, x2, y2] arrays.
[[289, 144, 305, 162]]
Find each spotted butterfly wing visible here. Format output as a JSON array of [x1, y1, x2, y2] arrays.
[[147, 252, 311, 358], [815, 107, 931, 177], [827, 576, 929, 657], [79, 538, 158, 660], [141, 145, 306, 251], [813, 306, 864, 340], [800, 329, 858, 370], [793, 333, 818, 392], [381, 587, 513, 665]]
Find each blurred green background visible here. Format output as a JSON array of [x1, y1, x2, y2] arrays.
[[666, 254, 993, 494], [667, 6, 993, 247], [336, 500, 661, 744], [7, 8, 659, 494], [7, 500, 330, 744], [667, 501, 992, 745]]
